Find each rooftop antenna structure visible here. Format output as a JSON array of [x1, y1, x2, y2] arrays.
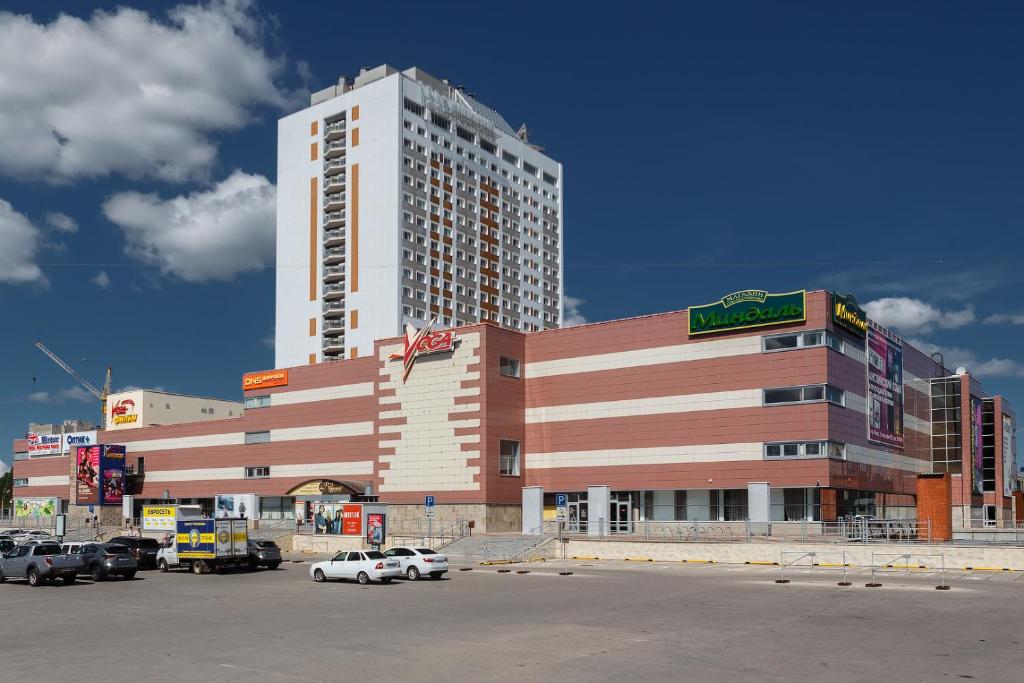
[[34, 341, 112, 429]]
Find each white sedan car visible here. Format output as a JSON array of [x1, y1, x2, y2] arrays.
[[13, 531, 51, 543], [310, 550, 401, 585], [383, 546, 449, 580]]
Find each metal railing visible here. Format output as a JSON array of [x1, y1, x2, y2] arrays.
[[548, 518, 940, 544], [385, 520, 471, 549]]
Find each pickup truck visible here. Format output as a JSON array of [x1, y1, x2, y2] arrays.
[[0, 542, 85, 586]]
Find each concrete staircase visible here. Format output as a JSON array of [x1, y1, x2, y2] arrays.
[[442, 533, 554, 564]]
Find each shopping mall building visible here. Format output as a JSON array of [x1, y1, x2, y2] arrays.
[[11, 290, 1020, 533]]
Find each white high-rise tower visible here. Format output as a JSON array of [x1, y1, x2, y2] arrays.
[[275, 65, 564, 368]]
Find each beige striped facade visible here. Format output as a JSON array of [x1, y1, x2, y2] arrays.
[[13, 290, 1014, 524]]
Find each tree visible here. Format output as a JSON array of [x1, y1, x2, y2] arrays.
[[0, 470, 12, 514]]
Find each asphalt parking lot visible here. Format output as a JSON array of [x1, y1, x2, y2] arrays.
[[1, 559, 1021, 682]]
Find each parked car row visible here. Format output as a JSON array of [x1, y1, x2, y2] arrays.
[[2, 535, 447, 588], [0, 537, 284, 586], [309, 547, 449, 585], [0, 529, 54, 543]]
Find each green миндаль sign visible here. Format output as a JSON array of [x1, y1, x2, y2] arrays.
[[688, 289, 806, 336]]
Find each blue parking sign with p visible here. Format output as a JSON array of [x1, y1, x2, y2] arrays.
[[425, 495, 435, 508], [555, 494, 567, 508]]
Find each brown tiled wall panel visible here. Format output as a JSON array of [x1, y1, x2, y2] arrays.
[[527, 292, 829, 364], [528, 459, 831, 492], [528, 350, 827, 408], [528, 405, 829, 454]]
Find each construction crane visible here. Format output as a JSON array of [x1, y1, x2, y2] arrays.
[[34, 341, 112, 430]]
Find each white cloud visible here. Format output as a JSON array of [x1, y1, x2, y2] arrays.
[[0, 1, 292, 183], [103, 170, 276, 281], [91, 270, 112, 289], [863, 297, 975, 335], [563, 295, 588, 327], [0, 459, 9, 475], [0, 198, 45, 285], [45, 212, 78, 233], [984, 313, 1024, 325], [909, 338, 1024, 379], [26, 386, 96, 403]]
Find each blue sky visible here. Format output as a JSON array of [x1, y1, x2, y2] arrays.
[[3, 1, 1024, 472]]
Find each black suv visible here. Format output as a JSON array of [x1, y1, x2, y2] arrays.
[[108, 536, 161, 569]]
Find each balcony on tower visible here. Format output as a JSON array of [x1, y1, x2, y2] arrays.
[[324, 121, 346, 142], [323, 246, 345, 265], [324, 140, 346, 160], [324, 159, 346, 177]]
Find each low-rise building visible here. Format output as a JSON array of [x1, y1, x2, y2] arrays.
[[12, 290, 1019, 532]]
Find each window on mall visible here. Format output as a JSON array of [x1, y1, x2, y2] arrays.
[[259, 496, 295, 520], [930, 377, 962, 474], [13, 478, 28, 487], [244, 395, 270, 409], [244, 466, 270, 479], [762, 329, 843, 353], [765, 441, 845, 459], [763, 384, 845, 407], [499, 439, 520, 476], [499, 356, 521, 378], [244, 431, 271, 445]]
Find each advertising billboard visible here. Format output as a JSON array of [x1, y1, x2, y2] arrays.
[[831, 292, 868, 337], [214, 493, 258, 520], [971, 397, 983, 495], [176, 520, 216, 559], [26, 432, 62, 456], [243, 369, 288, 391], [366, 513, 386, 546], [342, 504, 362, 535], [13, 498, 60, 518], [1003, 415, 1016, 498], [142, 506, 176, 532], [106, 391, 143, 430], [76, 445, 101, 505], [100, 445, 125, 506], [688, 290, 806, 337], [867, 325, 905, 449], [309, 503, 362, 535], [63, 431, 98, 454]]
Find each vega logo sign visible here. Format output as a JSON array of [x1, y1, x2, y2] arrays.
[[832, 292, 868, 337], [388, 318, 456, 381], [688, 290, 806, 337], [110, 398, 138, 426]]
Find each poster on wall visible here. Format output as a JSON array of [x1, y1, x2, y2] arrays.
[[100, 445, 125, 506], [1003, 415, 1015, 497], [971, 398, 983, 494], [366, 513, 386, 546], [309, 503, 363, 535], [142, 506, 176, 532], [76, 445, 101, 505], [342, 504, 362, 535], [13, 498, 60, 518], [866, 325, 905, 449], [215, 493, 258, 519]]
